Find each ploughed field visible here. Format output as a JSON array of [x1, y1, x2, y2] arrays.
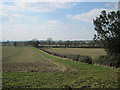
[[2, 47, 66, 72], [2, 46, 119, 88], [44, 48, 107, 59]]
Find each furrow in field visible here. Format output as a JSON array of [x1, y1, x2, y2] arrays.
[[2, 47, 69, 72], [2, 49, 22, 61], [2, 48, 23, 61]]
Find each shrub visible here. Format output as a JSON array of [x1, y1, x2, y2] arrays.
[[95, 54, 120, 68], [67, 54, 92, 64], [67, 54, 80, 61], [78, 56, 92, 64], [40, 48, 67, 58]]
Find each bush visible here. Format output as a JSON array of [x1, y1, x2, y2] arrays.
[[78, 56, 92, 64], [67, 54, 80, 61], [67, 54, 92, 64], [95, 54, 120, 68], [40, 48, 67, 58]]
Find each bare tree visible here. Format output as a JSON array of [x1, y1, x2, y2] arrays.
[[14, 42, 17, 47], [46, 38, 53, 47], [31, 39, 39, 48]]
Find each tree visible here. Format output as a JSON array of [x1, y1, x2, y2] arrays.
[[65, 41, 71, 47], [88, 40, 96, 47], [46, 38, 53, 47], [14, 42, 17, 47], [58, 40, 63, 47], [73, 41, 79, 47], [31, 39, 39, 48], [39, 41, 45, 47], [93, 10, 120, 54]]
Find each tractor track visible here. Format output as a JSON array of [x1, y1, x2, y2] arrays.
[[2, 48, 23, 61]]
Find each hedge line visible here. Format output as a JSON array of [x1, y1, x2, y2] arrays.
[[40, 48, 120, 68], [40, 48, 92, 64]]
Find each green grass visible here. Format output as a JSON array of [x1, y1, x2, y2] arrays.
[[44, 48, 107, 59], [2, 46, 119, 88]]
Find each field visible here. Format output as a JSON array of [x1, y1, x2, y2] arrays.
[[44, 48, 107, 59], [2, 46, 119, 88], [2, 47, 67, 73]]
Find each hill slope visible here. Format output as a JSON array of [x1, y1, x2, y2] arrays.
[[2, 46, 119, 88]]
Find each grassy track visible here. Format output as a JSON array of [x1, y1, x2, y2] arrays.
[[44, 48, 107, 59], [2, 46, 119, 88]]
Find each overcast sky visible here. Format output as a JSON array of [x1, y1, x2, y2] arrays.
[[1, 1, 118, 41]]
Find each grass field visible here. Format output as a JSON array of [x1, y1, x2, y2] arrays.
[[2, 46, 119, 88], [44, 48, 107, 59]]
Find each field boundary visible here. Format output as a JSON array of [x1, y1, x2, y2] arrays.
[[32, 47, 68, 72], [33, 47, 78, 72], [38, 48, 118, 70]]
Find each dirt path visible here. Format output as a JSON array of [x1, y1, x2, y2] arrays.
[[37, 49, 77, 72]]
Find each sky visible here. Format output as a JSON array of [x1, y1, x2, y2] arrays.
[[0, 1, 119, 41]]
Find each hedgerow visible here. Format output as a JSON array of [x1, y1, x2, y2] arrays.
[[95, 54, 120, 68]]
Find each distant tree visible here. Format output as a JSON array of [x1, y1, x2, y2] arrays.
[[65, 41, 71, 47], [58, 40, 63, 47], [54, 41, 58, 47], [80, 41, 85, 46], [31, 39, 39, 48], [7, 40, 9, 43], [46, 38, 53, 47], [88, 41, 96, 47], [14, 42, 17, 47], [39, 41, 44, 47], [73, 41, 79, 47], [93, 10, 120, 54]]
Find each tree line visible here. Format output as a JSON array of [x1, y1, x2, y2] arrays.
[[2, 39, 98, 48]]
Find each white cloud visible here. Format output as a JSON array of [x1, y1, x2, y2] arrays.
[[48, 20, 60, 24], [2, 24, 69, 40], [3, 13, 27, 23], [67, 8, 112, 23], [66, 14, 72, 18], [2, 12, 39, 24], [31, 18, 38, 22], [1, 2, 76, 24], [3, 2, 76, 13]]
